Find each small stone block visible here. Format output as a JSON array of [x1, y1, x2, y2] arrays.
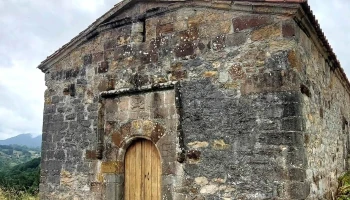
[[282, 22, 295, 38], [98, 61, 109, 73], [104, 40, 116, 50], [288, 167, 306, 181], [101, 161, 123, 174], [92, 52, 104, 63], [83, 54, 92, 66], [111, 132, 123, 147], [157, 23, 174, 36], [281, 117, 303, 131], [85, 150, 97, 160], [288, 182, 310, 199], [118, 97, 130, 111], [233, 15, 271, 32]]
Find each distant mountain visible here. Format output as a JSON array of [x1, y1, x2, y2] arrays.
[[0, 134, 42, 148]]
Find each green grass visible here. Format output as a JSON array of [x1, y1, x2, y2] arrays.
[[0, 187, 38, 200]]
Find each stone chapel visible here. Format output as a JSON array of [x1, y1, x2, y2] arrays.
[[38, 0, 350, 199]]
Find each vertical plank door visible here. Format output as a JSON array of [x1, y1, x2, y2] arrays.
[[125, 140, 161, 200]]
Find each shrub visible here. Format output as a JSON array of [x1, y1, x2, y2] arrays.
[[338, 172, 350, 200]]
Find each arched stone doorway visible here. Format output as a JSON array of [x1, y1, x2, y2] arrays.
[[124, 139, 161, 200]]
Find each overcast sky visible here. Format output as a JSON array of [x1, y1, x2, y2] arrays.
[[0, 0, 348, 140]]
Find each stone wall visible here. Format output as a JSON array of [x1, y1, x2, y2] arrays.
[[179, 80, 307, 199], [294, 19, 350, 199], [40, 1, 349, 199]]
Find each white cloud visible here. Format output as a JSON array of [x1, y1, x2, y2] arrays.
[[65, 0, 106, 13], [0, 0, 118, 140]]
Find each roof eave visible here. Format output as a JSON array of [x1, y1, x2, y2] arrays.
[[298, 2, 350, 93]]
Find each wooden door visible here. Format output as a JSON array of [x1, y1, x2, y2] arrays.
[[124, 140, 161, 200]]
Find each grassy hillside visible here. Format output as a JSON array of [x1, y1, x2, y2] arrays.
[[0, 157, 40, 194], [0, 145, 40, 168], [0, 145, 41, 199]]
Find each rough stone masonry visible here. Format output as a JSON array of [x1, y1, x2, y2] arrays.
[[38, 0, 350, 199]]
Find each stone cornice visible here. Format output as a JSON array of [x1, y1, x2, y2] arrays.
[[100, 81, 178, 99]]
